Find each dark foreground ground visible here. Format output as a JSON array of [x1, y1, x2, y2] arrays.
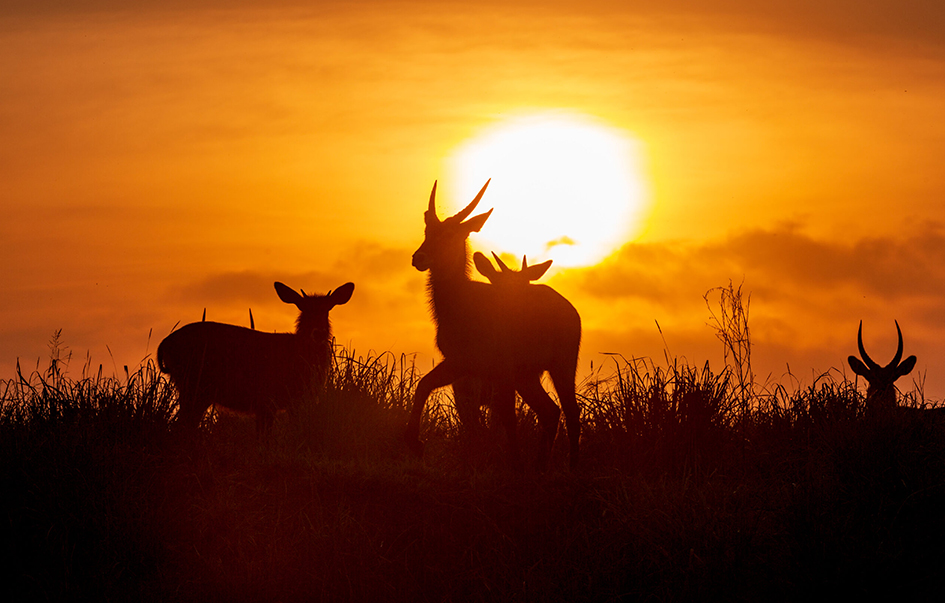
[[3, 350, 945, 602]]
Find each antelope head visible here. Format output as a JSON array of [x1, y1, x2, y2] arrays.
[[847, 320, 917, 412], [274, 281, 355, 341], [473, 252, 553, 285], [412, 180, 493, 274]]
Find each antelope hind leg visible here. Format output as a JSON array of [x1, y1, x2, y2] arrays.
[[516, 375, 561, 471]]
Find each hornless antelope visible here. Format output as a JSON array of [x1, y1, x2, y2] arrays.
[[158, 281, 354, 432], [847, 320, 918, 416], [405, 181, 582, 469]]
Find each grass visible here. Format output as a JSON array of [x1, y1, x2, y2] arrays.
[[3, 317, 945, 601]]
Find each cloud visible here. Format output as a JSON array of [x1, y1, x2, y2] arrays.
[[172, 241, 419, 307], [164, 240, 436, 357], [551, 223, 945, 391], [533, 0, 945, 51], [4, 1, 943, 52], [725, 224, 945, 303], [568, 222, 945, 309], [175, 270, 335, 306], [333, 242, 415, 283]]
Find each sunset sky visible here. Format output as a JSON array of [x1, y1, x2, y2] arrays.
[[3, 1, 945, 398]]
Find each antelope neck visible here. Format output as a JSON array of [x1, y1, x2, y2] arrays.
[[297, 314, 330, 340], [427, 254, 475, 321]]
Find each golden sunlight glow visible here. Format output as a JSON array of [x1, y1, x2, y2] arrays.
[[448, 113, 649, 268]]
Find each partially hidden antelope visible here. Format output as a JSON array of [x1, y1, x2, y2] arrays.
[[405, 180, 582, 469], [450, 252, 556, 444], [847, 320, 919, 416], [158, 281, 355, 432], [474, 251, 553, 286]]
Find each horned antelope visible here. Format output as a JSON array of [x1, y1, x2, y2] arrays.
[[452, 252, 556, 445], [405, 180, 582, 469], [158, 281, 354, 432], [846, 320, 945, 419], [474, 251, 553, 286]]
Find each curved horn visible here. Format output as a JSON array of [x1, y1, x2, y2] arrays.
[[453, 179, 491, 222], [891, 320, 904, 368], [857, 320, 881, 371], [491, 251, 512, 273]]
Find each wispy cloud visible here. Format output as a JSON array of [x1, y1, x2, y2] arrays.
[[568, 222, 945, 309], [175, 270, 337, 306]]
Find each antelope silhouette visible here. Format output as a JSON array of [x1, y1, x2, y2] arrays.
[[158, 281, 355, 432], [405, 180, 582, 469], [452, 252, 556, 447], [848, 320, 917, 415]]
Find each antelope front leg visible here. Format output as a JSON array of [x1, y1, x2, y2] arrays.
[[404, 361, 460, 457]]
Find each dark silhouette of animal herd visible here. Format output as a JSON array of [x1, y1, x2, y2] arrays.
[[157, 180, 933, 470]]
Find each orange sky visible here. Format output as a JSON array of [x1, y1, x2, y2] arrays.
[[3, 1, 945, 398]]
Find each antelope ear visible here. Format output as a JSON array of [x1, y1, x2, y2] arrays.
[[274, 282, 303, 305], [463, 208, 493, 234], [897, 355, 917, 377], [473, 252, 498, 282], [848, 356, 870, 377], [522, 259, 553, 282], [329, 282, 355, 306]]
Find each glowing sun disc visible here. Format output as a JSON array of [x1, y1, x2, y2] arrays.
[[448, 113, 648, 268]]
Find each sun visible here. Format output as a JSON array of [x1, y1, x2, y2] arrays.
[[447, 112, 649, 268]]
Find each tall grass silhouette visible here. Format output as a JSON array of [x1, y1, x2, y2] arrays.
[[3, 288, 945, 601]]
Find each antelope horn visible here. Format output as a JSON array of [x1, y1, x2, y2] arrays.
[[891, 320, 904, 368], [522, 255, 529, 270], [491, 251, 512, 273], [453, 179, 491, 222], [425, 181, 440, 224], [857, 320, 881, 371]]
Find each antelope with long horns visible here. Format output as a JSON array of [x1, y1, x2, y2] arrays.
[[847, 320, 917, 415], [405, 181, 582, 469], [158, 281, 354, 433]]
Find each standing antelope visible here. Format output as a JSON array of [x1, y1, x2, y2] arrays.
[[405, 180, 582, 469], [847, 320, 917, 415], [158, 281, 354, 432]]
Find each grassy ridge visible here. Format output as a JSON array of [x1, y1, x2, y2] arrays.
[[3, 335, 945, 601]]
